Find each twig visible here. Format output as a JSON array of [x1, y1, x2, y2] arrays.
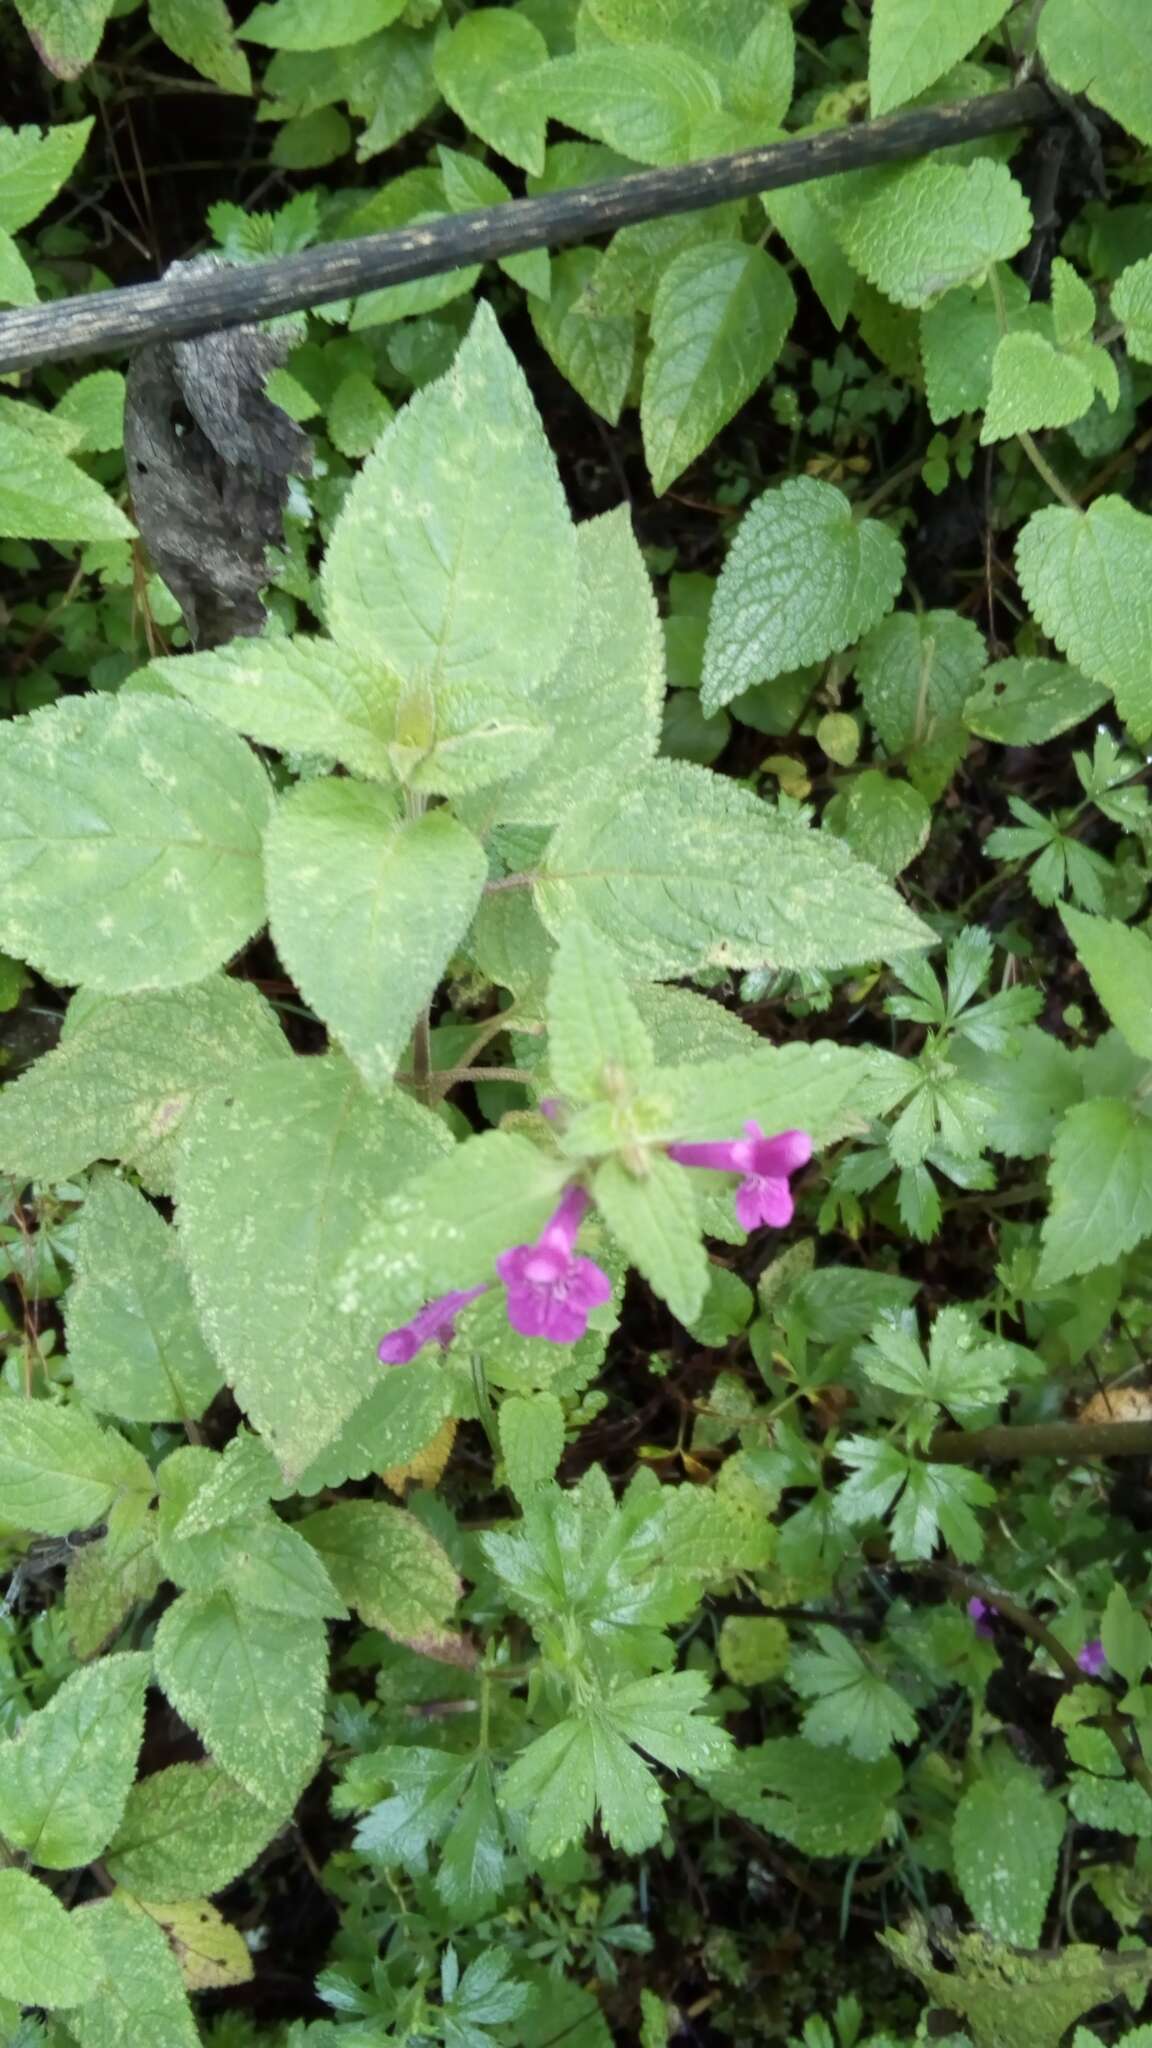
[[929, 1418, 1152, 1463]]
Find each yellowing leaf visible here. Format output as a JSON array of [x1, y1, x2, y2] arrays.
[[136, 1898, 253, 1991], [381, 1415, 458, 1495]]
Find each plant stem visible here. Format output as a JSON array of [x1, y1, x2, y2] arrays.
[[930, 1418, 1152, 1463], [1016, 428, 1081, 511]]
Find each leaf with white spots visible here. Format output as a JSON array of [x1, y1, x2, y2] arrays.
[[0, 1869, 100, 2009], [0, 694, 272, 993], [0, 1401, 153, 1538], [67, 1893, 199, 2048], [106, 1760, 287, 1903], [0, 1652, 149, 1869], [298, 1500, 460, 1644], [14, 1, 116, 78], [952, 1767, 1064, 1948], [1039, 0, 1152, 148], [152, 636, 402, 783], [153, 1589, 326, 1810]]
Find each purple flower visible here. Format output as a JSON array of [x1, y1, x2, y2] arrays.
[[967, 1596, 995, 1640], [1077, 1638, 1108, 1678], [496, 1184, 612, 1344], [667, 1122, 813, 1231], [377, 1285, 487, 1365]]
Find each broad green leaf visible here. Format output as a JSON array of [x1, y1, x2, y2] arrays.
[[920, 273, 1048, 425], [156, 1449, 346, 1620], [1062, 908, 1152, 1061], [594, 1153, 709, 1325], [153, 636, 401, 783], [1114, 256, 1152, 364], [464, 508, 663, 829], [951, 1029, 1082, 1160], [65, 1499, 162, 1659], [55, 368, 125, 451], [240, 0, 405, 47], [1016, 497, 1152, 738], [0, 228, 35, 306], [530, 247, 636, 425], [176, 1056, 450, 1479], [708, 1737, 901, 1858], [0, 1653, 148, 1868], [964, 657, 1108, 745], [0, 1400, 151, 1536], [106, 1762, 286, 1902], [717, 1616, 790, 1685], [171, 1431, 280, 1538], [981, 331, 1095, 443], [292, 1360, 454, 1495], [1101, 1583, 1152, 1685], [265, 781, 486, 1091], [0, 418, 133, 541], [298, 1500, 460, 1644], [701, 478, 905, 710], [825, 770, 931, 878], [547, 919, 654, 1101], [586, 207, 744, 320], [1039, 1097, 1152, 1284], [149, 0, 251, 90], [0, 694, 271, 992], [642, 241, 795, 494], [537, 759, 932, 977], [14, 0, 115, 77], [855, 607, 984, 796], [883, 1918, 1152, 2048], [869, 0, 1011, 114], [790, 1625, 917, 1760], [66, 1893, 199, 2048], [322, 305, 577, 698], [763, 184, 856, 329], [537, 46, 722, 166], [828, 158, 1032, 309], [633, 985, 759, 1065], [1039, 0, 1152, 148], [433, 9, 549, 174], [0, 977, 288, 1191], [439, 146, 551, 297], [326, 369, 395, 456], [66, 1174, 223, 1424], [583, 0, 769, 65], [154, 1590, 326, 1809], [952, 1770, 1065, 1948], [0, 119, 93, 232], [499, 1392, 564, 1501], [0, 1868, 99, 2008]]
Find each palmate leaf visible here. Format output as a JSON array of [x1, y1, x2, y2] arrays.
[[354, 1748, 508, 1920], [790, 1626, 917, 1761], [708, 1737, 901, 1857]]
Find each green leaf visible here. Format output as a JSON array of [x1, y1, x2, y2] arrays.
[[1114, 256, 1152, 364], [530, 247, 636, 425], [642, 242, 795, 494], [869, 0, 1011, 114], [537, 46, 722, 166], [790, 1626, 918, 1760], [1062, 908, 1152, 1061], [153, 636, 400, 783], [149, 0, 251, 90], [439, 147, 550, 298], [66, 1173, 223, 1424], [951, 1028, 1082, 1159], [701, 477, 905, 710], [293, 1360, 454, 1495], [1040, 1096, 1152, 1284], [0, 418, 133, 541], [594, 1153, 709, 1325], [982, 330, 1095, 443], [855, 607, 985, 795], [0, 1653, 148, 1868], [0, 977, 288, 1191], [65, 1894, 199, 2048], [1016, 497, 1152, 739], [547, 919, 654, 1101], [106, 1761, 286, 1902], [710, 1736, 900, 1857], [171, 1431, 281, 1538], [65, 1501, 162, 1660], [14, 0, 115, 77], [0, 1868, 99, 2008], [837, 1436, 993, 1560], [298, 1500, 460, 1644], [322, 305, 576, 698], [763, 185, 856, 330], [1039, 0, 1152, 147], [668, 1041, 909, 1147], [717, 1615, 790, 1685], [326, 369, 395, 456], [884, 1917, 1152, 2048], [433, 10, 549, 174], [176, 1055, 450, 1479], [156, 1449, 346, 1620], [858, 1305, 1013, 1422], [826, 770, 931, 878], [499, 1392, 565, 1502], [952, 1769, 1064, 1949], [0, 1400, 151, 1537], [1101, 1584, 1152, 1686], [586, 206, 744, 320], [964, 656, 1108, 745], [240, 0, 405, 48], [0, 228, 35, 307], [0, 119, 93, 232], [55, 369, 126, 452], [0, 694, 270, 993], [829, 158, 1032, 309], [438, 1761, 507, 1920], [537, 759, 932, 977], [154, 1589, 326, 1809], [265, 781, 486, 1091], [920, 273, 1048, 425]]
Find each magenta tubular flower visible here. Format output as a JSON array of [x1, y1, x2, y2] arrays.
[[1077, 1638, 1107, 1678], [497, 1184, 612, 1344], [967, 1596, 994, 1640], [667, 1122, 813, 1231], [377, 1285, 487, 1365]]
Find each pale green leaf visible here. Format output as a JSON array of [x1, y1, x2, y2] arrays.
[[67, 1894, 199, 2048], [583, 0, 771, 68], [0, 228, 36, 307], [1101, 1583, 1152, 1685], [981, 331, 1095, 443], [153, 635, 401, 782], [1062, 907, 1152, 1061], [176, 1055, 450, 1479], [869, 0, 1011, 115], [293, 1359, 454, 1494], [701, 477, 904, 710], [643, 241, 795, 494], [547, 918, 654, 1101], [499, 1392, 564, 1501], [14, 0, 115, 77], [171, 1432, 280, 1538], [1039, 0, 1152, 148], [54, 369, 126, 451], [667, 1041, 911, 1148], [951, 1028, 1082, 1160], [156, 1449, 346, 1620], [0, 977, 288, 1191], [0, 1400, 151, 1537], [439, 146, 551, 297], [856, 606, 984, 795], [537, 759, 932, 977], [953, 1770, 1064, 1948], [1114, 256, 1152, 364], [1039, 1096, 1152, 1284], [530, 247, 636, 424], [790, 1624, 918, 1760], [66, 1173, 223, 1424], [106, 1760, 286, 1902], [241, 0, 405, 48], [537, 46, 722, 166], [325, 368, 394, 455], [0, 1869, 99, 2008], [829, 157, 1032, 309], [709, 1737, 901, 1858], [1016, 496, 1152, 739], [149, 0, 251, 90], [65, 1500, 162, 1660], [299, 1500, 460, 1644], [0, 119, 93, 232], [0, 694, 270, 992], [763, 184, 856, 329], [154, 1590, 326, 1809], [920, 273, 1049, 425], [0, 418, 132, 540], [964, 657, 1108, 744], [826, 770, 930, 878], [594, 1153, 709, 1325], [0, 1653, 149, 1869], [433, 9, 549, 173], [322, 304, 577, 696]]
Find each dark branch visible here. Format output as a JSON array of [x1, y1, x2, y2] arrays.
[[0, 85, 1056, 374]]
